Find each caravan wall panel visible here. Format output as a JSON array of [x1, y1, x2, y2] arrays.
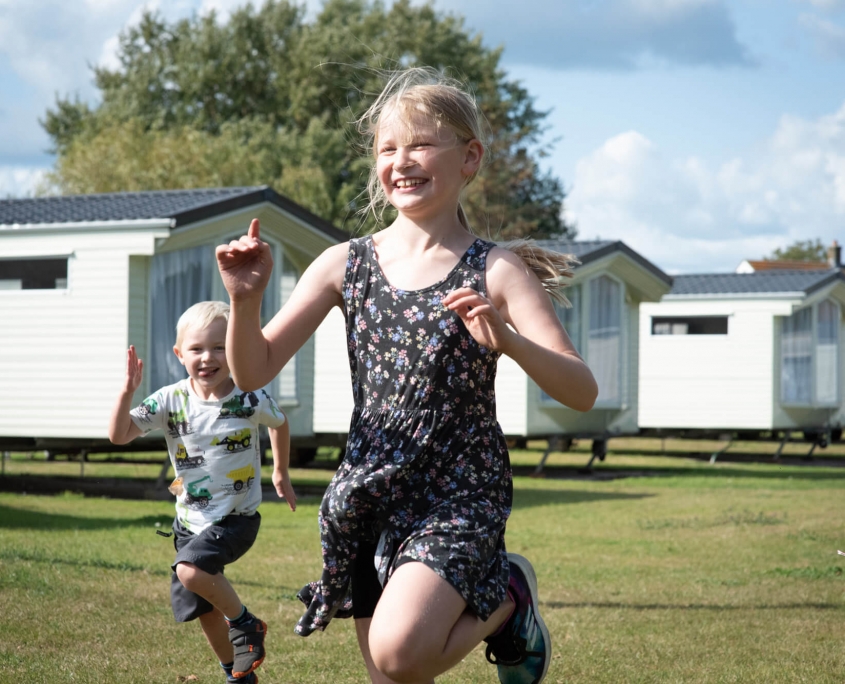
[[639, 301, 775, 429], [0, 232, 159, 439]]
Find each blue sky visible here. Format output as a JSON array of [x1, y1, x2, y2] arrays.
[[1, 0, 844, 274]]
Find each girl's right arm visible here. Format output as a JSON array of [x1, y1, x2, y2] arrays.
[[216, 219, 348, 392], [108, 345, 144, 444]]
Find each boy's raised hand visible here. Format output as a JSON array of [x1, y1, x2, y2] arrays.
[[124, 345, 144, 394], [215, 218, 274, 302]]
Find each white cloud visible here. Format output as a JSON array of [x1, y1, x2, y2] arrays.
[[795, 0, 845, 10], [799, 13, 845, 58], [0, 166, 48, 198], [566, 102, 845, 273], [431, 0, 753, 70]]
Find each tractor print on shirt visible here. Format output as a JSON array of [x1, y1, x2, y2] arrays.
[[223, 464, 256, 493], [173, 443, 206, 470], [167, 405, 192, 437], [183, 475, 213, 509], [218, 391, 259, 419], [211, 428, 252, 453], [136, 397, 159, 421]]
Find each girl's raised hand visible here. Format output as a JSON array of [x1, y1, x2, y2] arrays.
[[443, 287, 514, 353], [215, 218, 274, 302], [124, 345, 144, 394]]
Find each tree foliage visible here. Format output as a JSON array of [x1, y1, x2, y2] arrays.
[[42, 0, 572, 239], [767, 238, 828, 263]]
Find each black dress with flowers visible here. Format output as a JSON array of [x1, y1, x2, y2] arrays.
[[295, 235, 512, 636]]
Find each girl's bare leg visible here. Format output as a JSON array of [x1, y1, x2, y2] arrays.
[[367, 562, 514, 683], [356, 618, 436, 684]]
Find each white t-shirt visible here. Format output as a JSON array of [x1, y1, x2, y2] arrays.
[[130, 378, 286, 533]]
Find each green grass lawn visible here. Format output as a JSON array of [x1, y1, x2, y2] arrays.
[[2, 447, 844, 683]]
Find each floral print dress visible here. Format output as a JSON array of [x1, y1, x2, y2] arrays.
[[295, 235, 512, 636]]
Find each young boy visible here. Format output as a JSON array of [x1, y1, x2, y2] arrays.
[[108, 301, 295, 683]]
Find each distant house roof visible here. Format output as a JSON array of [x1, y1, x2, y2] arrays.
[[736, 258, 830, 273], [0, 185, 347, 240], [668, 269, 844, 297], [537, 238, 673, 286]]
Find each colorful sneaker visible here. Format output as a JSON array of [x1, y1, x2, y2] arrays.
[[484, 553, 551, 684], [227, 673, 258, 684], [227, 613, 267, 678]]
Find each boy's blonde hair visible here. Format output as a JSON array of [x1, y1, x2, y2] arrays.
[[358, 66, 578, 305], [175, 301, 230, 348]]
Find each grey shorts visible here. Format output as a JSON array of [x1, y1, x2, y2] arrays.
[[170, 512, 261, 622]]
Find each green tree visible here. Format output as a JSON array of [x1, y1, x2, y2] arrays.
[[41, 0, 572, 239], [767, 239, 828, 262]]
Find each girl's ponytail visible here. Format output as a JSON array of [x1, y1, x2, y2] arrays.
[[499, 239, 578, 306]]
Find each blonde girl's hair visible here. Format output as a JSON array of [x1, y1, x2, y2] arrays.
[[175, 301, 230, 348], [358, 66, 579, 305]]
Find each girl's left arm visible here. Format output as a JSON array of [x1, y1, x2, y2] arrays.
[[443, 247, 598, 412]]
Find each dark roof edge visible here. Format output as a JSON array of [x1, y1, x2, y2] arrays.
[[805, 269, 845, 295], [171, 186, 348, 242], [576, 240, 673, 286]]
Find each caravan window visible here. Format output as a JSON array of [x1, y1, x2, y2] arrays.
[[781, 299, 840, 406], [589, 275, 622, 406], [816, 300, 839, 404], [0, 257, 68, 290], [541, 284, 581, 404], [542, 276, 624, 407], [652, 316, 728, 335], [276, 251, 300, 400]]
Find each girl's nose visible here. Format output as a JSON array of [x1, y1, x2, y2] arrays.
[[394, 147, 414, 170]]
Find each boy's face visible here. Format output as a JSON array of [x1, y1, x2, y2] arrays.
[[173, 317, 234, 400]]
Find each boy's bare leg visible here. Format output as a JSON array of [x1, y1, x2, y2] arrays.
[[367, 563, 514, 682], [175, 562, 243, 618], [199, 608, 235, 663], [355, 618, 435, 684]]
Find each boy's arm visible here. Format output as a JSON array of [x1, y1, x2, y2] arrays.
[[269, 418, 296, 511], [108, 346, 145, 445]]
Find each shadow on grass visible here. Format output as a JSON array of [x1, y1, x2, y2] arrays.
[[0, 504, 172, 531], [512, 489, 651, 509], [514, 464, 845, 482], [543, 600, 842, 611]]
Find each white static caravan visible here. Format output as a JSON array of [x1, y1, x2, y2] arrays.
[[0, 186, 344, 455], [638, 269, 845, 444], [313, 240, 672, 453]]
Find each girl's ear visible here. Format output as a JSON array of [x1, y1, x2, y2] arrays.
[[462, 139, 484, 178]]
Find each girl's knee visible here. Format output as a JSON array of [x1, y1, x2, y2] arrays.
[[369, 629, 430, 682]]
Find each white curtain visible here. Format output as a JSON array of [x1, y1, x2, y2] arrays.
[[542, 285, 582, 402], [781, 307, 812, 405], [588, 276, 621, 405], [277, 252, 299, 399], [149, 245, 215, 391], [815, 299, 839, 404], [554, 283, 581, 352]]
